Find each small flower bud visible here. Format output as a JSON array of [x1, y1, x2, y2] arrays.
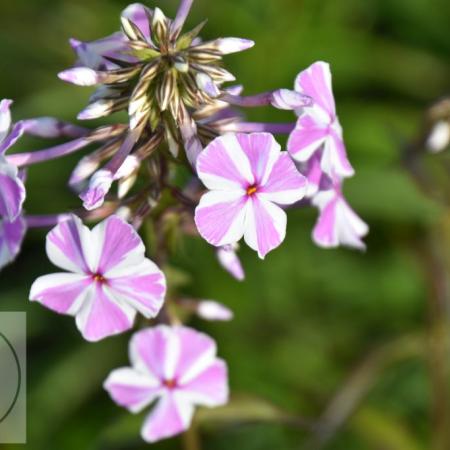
[[197, 300, 234, 321], [426, 120, 450, 153], [271, 89, 312, 110], [58, 67, 100, 86], [80, 169, 113, 210], [196, 73, 220, 98]]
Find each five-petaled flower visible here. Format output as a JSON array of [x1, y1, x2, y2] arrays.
[[104, 325, 228, 443], [195, 132, 307, 259], [312, 181, 369, 250], [30, 215, 166, 342], [288, 61, 354, 179]]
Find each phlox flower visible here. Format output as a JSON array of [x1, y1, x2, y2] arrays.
[[288, 61, 354, 179], [104, 325, 228, 443], [0, 99, 25, 221], [0, 99, 27, 270], [65, 3, 150, 72], [30, 215, 166, 342], [195, 132, 307, 259], [312, 181, 368, 250]]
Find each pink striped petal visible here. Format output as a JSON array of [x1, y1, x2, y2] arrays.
[[321, 129, 354, 178], [235, 133, 280, 186], [258, 153, 307, 205], [104, 367, 161, 413], [287, 115, 328, 163], [244, 197, 287, 259], [75, 285, 135, 342], [180, 359, 228, 406], [196, 133, 253, 190], [141, 393, 194, 443], [29, 273, 91, 314], [301, 152, 325, 197], [95, 215, 146, 275], [0, 157, 26, 221], [295, 61, 335, 118], [130, 326, 180, 381], [195, 191, 248, 247], [107, 259, 166, 318], [45, 215, 90, 273], [175, 327, 217, 384], [0, 216, 26, 270], [312, 190, 368, 250]]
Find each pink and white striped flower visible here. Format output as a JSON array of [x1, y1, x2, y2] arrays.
[[312, 182, 368, 250], [195, 133, 307, 259], [288, 62, 354, 179], [30, 215, 166, 342], [104, 325, 228, 443]]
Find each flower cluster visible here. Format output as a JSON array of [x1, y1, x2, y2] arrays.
[[1, 0, 370, 443]]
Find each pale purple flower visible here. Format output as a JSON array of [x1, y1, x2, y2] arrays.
[[288, 61, 354, 179], [0, 216, 26, 270], [312, 182, 368, 250], [65, 3, 150, 72], [0, 155, 26, 221], [216, 244, 245, 281], [195, 132, 307, 259], [30, 215, 166, 342], [0, 100, 26, 221], [104, 325, 228, 443]]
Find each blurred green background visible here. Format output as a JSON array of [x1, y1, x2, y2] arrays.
[[1, 0, 450, 449]]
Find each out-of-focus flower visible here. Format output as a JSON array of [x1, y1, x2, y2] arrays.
[[288, 62, 354, 179], [196, 300, 234, 321], [30, 215, 166, 342], [426, 120, 450, 153], [216, 243, 245, 281], [195, 132, 307, 258], [311, 182, 368, 250], [104, 325, 228, 443]]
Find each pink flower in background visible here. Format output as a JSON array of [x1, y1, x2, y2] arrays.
[[30, 215, 166, 342], [0, 216, 26, 270], [288, 62, 354, 179], [104, 325, 228, 443], [312, 182, 368, 250], [195, 132, 307, 259]]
